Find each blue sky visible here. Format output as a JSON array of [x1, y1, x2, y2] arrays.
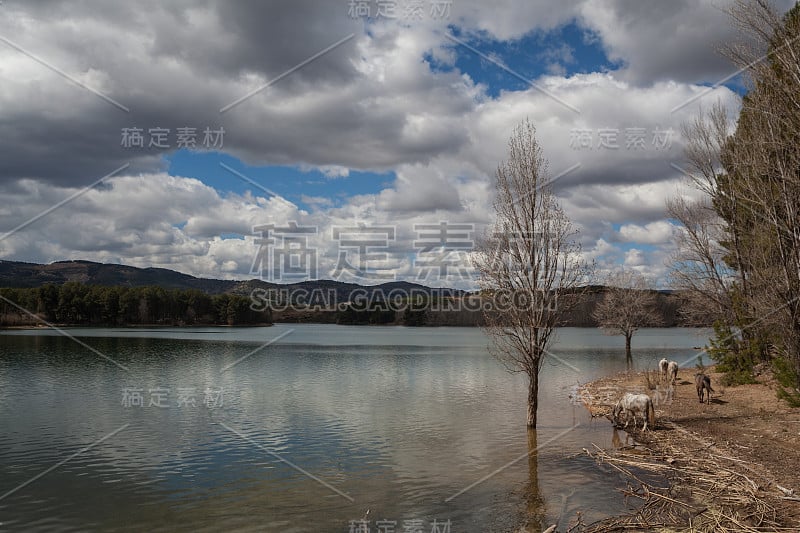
[[441, 21, 619, 96], [166, 150, 394, 212]]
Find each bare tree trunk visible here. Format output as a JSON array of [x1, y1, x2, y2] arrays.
[[526, 428, 545, 528], [625, 333, 633, 370], [527, 371, 539, 427]]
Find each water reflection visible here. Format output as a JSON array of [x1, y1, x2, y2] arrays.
[[524, 429, 545, 531], [0, 325, 709, 531], [611, 427, 635, 450]]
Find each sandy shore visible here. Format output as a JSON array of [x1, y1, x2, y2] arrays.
[[570, 365, 800, 531]]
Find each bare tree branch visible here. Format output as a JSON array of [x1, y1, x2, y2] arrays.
[[593, 269, 663, 362], [472, 119, 590, 427]]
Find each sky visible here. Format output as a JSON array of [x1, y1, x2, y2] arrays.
[[0, 0, 795, 289]]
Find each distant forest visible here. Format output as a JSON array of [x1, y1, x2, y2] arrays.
[[0, 281, 701, 328], [271, 287, 697, 328], [0, 283, 271, 327]]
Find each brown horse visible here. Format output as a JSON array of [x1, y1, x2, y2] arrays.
[[695, 373, 714, 404]]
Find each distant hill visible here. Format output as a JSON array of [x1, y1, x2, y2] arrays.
[[0, 259, 237, 293], [0, 260, 463, 299], [0, 260, 703, 327]]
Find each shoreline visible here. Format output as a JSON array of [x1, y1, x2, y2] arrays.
[[0, 322, 273, 330], [571, 365, 800, 531], [1, 322, 710, 330]]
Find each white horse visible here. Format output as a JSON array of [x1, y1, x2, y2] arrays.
[[612, 393, 656, 432], [667, 360, 679, 384], [658, 358, 669, 382]]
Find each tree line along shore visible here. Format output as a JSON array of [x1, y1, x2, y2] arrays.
[[0, 283, 271, 327], [0, 281, 702, 328]]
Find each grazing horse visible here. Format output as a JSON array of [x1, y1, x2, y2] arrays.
[[612, 393, 656, 432], [695, 373, 714, 404], [659, 358, 669, 382], [667, 360, 679, 385]]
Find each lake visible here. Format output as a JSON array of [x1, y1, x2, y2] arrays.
[[0, 325, 710, 532]]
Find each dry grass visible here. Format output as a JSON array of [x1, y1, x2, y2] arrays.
[[642, 369, 660, 391], [564, 423, 790, 532], [566, 366, 800, 531]]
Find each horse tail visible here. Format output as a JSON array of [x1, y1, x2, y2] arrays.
[[647, 399, 655, 427]]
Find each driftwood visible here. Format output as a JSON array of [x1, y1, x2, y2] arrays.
[[565, 423, 788, 532]]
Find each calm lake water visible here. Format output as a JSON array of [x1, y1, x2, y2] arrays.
[[0, 325, 710, 532]]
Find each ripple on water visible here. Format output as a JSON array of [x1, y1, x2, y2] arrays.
[[0, 326, 708, 531]]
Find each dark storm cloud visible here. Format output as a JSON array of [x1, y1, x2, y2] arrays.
[[0, 0, 469, 186], [0, 0, 788, 189], [580, 0, 798, 86]]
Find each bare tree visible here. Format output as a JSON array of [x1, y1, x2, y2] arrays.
[[671, 101, 768, 380], [473, 119, 588, 428], [667, 194, 735, 326], [592, 270, 663, 364], [681, 102, 732, 198], [676, 102, 751, 322]]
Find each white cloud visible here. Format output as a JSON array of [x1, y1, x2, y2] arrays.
[[624, 248, 646, 267], [0, 0, 773, 287], [619, 221, 678, 244]]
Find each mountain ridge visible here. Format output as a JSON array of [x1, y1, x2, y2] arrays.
[[0, 259, 464, 298]]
